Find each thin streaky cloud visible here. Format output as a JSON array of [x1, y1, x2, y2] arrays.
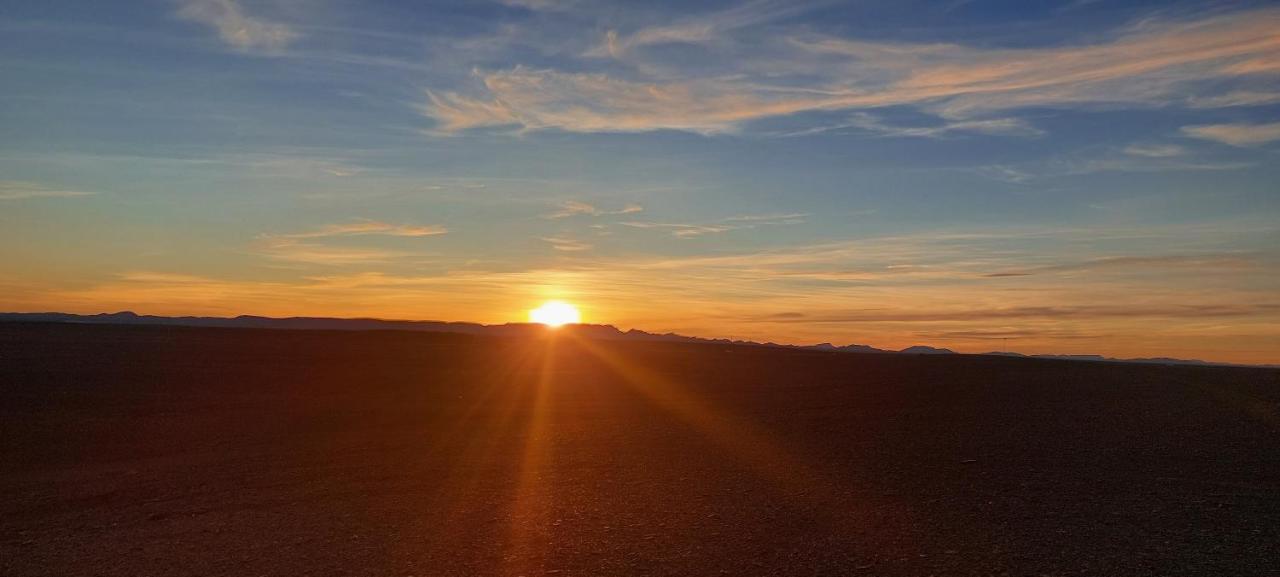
[[1123, 144, 1185, 158], [274, 220, 448, 239], [176, 0, 299, 53], [1181, 122, 1280, 147], [781, 113, 1044, 139], [497, 0, 579, 12], [252, 238, 412, 265], [724, 213, 810, 223], [972, 150, 1252, 183], [541, 235, 593, 251], [760, 304, 1280, 323], [0, 181, 96, 200], [544, 201, 644, 219], [1186, 90, 1280, 108], [590, 0, 832, 58], [622, 213, 807, 237], [972, 165, 1035, 184], [982, 253, 1259, 278], [620, 222, 735, 238]]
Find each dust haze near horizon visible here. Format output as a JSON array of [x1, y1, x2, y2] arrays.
[[2, 0, 1279, 364]]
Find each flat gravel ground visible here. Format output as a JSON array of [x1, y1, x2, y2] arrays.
[[2, 323, 1278, 576]]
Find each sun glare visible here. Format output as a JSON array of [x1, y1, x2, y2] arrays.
[[529, 301, 581, 327]]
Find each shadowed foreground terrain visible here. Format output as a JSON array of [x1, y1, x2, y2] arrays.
[[2, 323, 1278, 576]]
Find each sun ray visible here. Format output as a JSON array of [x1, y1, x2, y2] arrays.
[[558, 332, 917, 540], [502, 337, 559, 575]]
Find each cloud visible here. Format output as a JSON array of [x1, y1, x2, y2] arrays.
[[620, 221, 735, 238], [982, 253, 1258, 278], [177, 0, 298, 52], [0, 181, 95, 200], [497, 0, 577, 11], [253, 238, 411, 265], [622, 212, 806, 237], [541, 235, 592, 251], [251, 220, 445, 264], [723, 213, 809, 223], [1123, 144, 1185, 158], [426, 68, 821, 135], [1181, 121, 1280, 146], [276, 220, 448, 239], [619, 219, 1280, 282], [760, 304, 1280, 323], [423, 7, 1280, 134], [973, 149, 1251, 183], [424, 90, 523, 132], [589, 0, 826, 58], [781, 113, 1043, 139], [1187, 90, 1280, 108], [544, 200, 643, 219], [34, 215, 1279, 363], [972, 165, 1034, 184]]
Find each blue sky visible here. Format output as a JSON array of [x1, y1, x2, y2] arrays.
[[2, 0, 1278, 363]]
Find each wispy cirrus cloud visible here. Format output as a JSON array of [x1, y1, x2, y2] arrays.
[[971, 165, 1035, 184], [1123, 143, 1186, 158], [252, 220, 446, 264], [253, 238, 411, 265], [541, 234, 592, 251], [761, 303, 1280, 324], [620, 221, 734, 238], [1182, 121, 1280, 147], [1186, 90, 1280, 108], [982, 253, 1259, 278], [623, 212, 808, 238], [588, 0, 827, 58], [176, 0, 298, 53], [276, 219, 447, 239], [544, 200, 643, 219], [424, 7, 1280, 135], [972, 147, 1250, 183], [780, 113, 1044, 139], [723, 213, 810, 224], [0, 181, 96, 200], [497, 0, 579, 12]]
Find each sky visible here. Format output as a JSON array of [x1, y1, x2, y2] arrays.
[[1, 0, 1278, 364]]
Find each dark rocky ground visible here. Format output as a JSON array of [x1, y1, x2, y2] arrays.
[[2, 322, 1278, 576]]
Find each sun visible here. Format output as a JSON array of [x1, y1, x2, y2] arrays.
[[529, 301, 581, 327]]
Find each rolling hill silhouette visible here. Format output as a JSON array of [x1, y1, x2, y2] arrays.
[[0, 311, 1256, 367]]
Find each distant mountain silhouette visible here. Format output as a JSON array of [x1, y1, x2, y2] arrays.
[[807, 342, 891, 354], [0, 311, 1264, 367], [898, 345, 957, 355], [979, 350, 1231, 367]]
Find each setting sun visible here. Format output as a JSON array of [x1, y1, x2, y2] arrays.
[[529, 301, 581, 327]]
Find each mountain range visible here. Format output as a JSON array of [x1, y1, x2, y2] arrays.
[[0, 311, 1263, 368]]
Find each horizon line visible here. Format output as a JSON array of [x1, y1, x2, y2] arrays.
[[2, 309, 1274, 369]]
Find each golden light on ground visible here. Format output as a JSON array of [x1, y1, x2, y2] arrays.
[[528, 301, 581, 327]]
